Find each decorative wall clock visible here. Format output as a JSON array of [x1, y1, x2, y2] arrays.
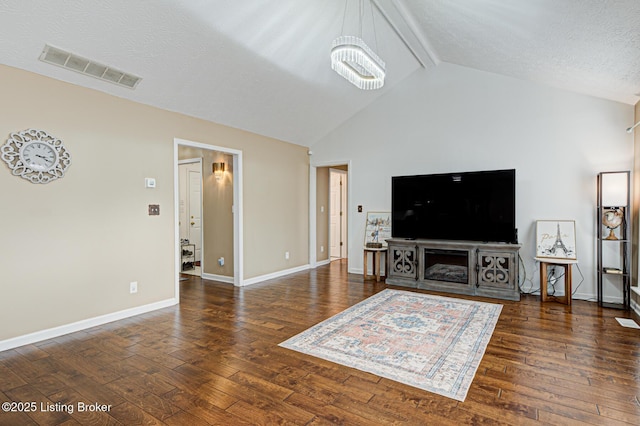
[[1, 129, 71, 184]]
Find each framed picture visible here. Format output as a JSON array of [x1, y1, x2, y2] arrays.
[[364, 211, 391, 248], [536, 220, 577, 260]]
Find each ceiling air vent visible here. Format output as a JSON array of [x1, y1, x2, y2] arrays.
[[39, 45, 142, 89]]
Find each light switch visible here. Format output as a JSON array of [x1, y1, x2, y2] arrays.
[[145, 177, 156, 188]]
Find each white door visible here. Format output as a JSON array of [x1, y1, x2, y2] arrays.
[[188, 169, 202, 261], [179, 161, 203, 262], [329, 169, 347, 259]]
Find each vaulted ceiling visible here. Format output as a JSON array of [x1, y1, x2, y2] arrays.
[[1, 0, 638, 147]]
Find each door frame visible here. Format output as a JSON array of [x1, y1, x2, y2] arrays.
[[329, 168, 348, 260], [174, 138, 243, 297], [178, 158, 203, 274], [309, 160, 351, 270]]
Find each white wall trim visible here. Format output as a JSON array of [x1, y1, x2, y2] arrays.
[[201, 273, 234, 284], [0, 298, 177, 352], [309, 164, 317, 269], [600, 295, 624, 305], [242, 264, 311, 287], [572, 292, 597, 301], [631, 287, 640, 318], [632, 299, 640, 319], [231, 260, 331, 288]]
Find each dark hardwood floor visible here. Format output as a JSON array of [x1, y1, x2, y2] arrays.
[[1, 260, 640, 425]]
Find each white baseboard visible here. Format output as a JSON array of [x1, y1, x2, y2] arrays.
[[0, 298, 178, 352], [572, 291, 596, 301], [631, 287, 640, 318], [600, 295, 624, 305], [631, 299, 640, 318], [201, 272, 234, 284], [242, 264, 310, 286], [202, 262, 333, 286]]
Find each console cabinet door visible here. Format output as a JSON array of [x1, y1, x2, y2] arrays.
[[388, 244, 418, 281], [476, 250, 517, 291]]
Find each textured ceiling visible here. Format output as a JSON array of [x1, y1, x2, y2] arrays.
[[402, 0, 640, 104], [0, 0, 638, 147]]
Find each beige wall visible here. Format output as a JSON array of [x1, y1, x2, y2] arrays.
[[242, 142, 309, 277], [178, 147, 234, 277], [0, 65, 309, 341]]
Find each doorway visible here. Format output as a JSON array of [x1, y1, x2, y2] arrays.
[[329, 168, 348, 260], [174, 138, 243, 299]]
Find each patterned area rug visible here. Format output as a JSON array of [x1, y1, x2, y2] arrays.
[[279, 289, 502, 401]]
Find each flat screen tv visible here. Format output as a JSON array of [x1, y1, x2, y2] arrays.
[[392, 169, 517, 243]]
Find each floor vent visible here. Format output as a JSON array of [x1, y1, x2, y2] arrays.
[[39, 44, 142, 89]]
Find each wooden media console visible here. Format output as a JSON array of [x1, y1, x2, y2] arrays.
[[386, 238, 521, 301]]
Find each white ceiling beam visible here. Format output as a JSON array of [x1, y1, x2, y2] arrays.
[[372, 0, 440, 69]]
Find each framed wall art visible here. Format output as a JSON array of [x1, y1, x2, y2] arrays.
[[364, 211, 391, 248], [535, 220, 577, 260]]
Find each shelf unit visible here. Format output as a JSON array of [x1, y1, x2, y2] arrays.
[[181, 243, 195, 271], [596, 171, 630, 310]]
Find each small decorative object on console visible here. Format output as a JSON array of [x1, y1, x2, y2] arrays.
[[602, 208, 623, 240]]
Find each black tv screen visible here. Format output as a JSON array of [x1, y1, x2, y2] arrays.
[[392, 169, 517, 243]]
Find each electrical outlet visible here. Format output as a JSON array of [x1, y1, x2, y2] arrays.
[[130, 281, 138, 294], [321, 245, 324, 253], [148, 204, 160, 215], [218, 257, 224, 266], [285, 251, 290, 260]]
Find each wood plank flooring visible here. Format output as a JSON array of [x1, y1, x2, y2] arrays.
[[1, 259, 640, 425]]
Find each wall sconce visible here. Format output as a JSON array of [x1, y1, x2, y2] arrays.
[[213, 162, 225, 181]]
